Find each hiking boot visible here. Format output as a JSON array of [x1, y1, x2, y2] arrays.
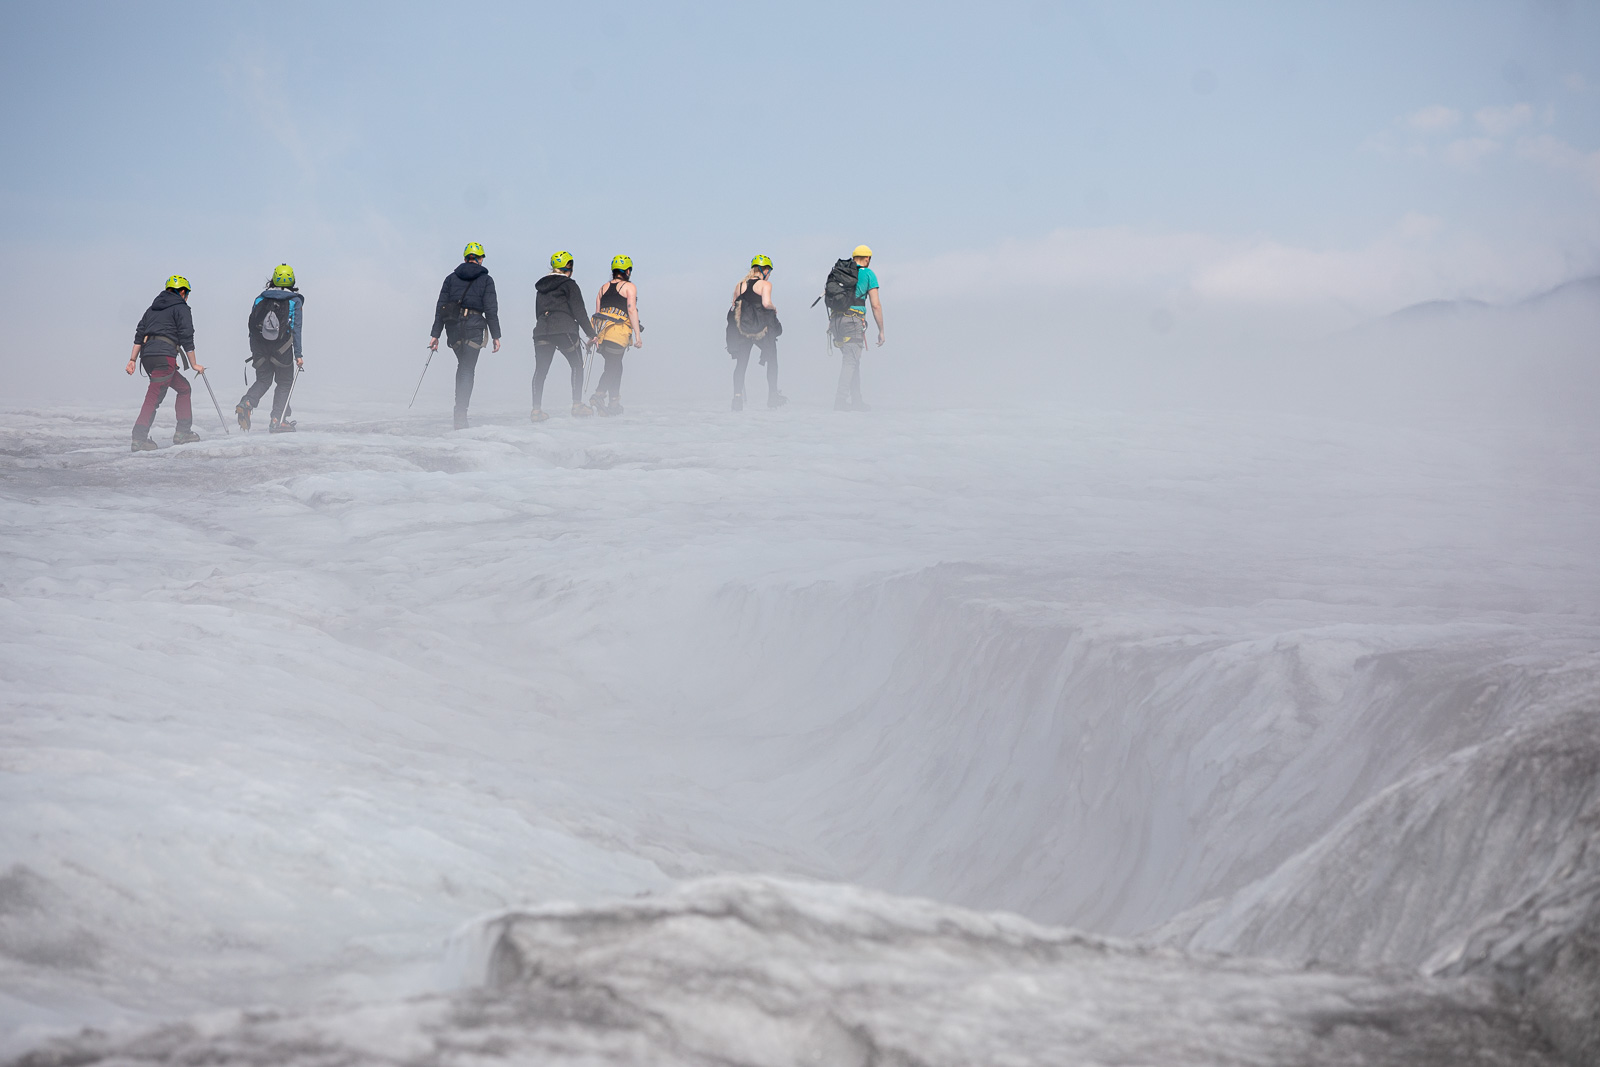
[[834, 399, 851, 411], [768, 392, 788, 409], [530, 408, 550, 423], [131, 436, 158, 452], [571, 402, 593, 417], [732, 392, 744, 412], [607, 398, 624, 417], [590, 393, 613, 417], [172, 429, 201, 444], [453, 412, 469, 430], [850, 400, 871, 412], [235, 402, 252, 431], [270, 418, 296, 433]]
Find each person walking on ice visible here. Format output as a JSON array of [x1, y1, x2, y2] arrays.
[[126, 275, 206, 450], [726, 254, 785, 411], [428, 242, 501, 429], [823, 245, 884, 411], [236, 263, 304, 433], [530, 251, 598, 421], [589, 255, 642, 417]]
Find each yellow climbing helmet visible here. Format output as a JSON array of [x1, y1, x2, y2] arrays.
[[751, 254, 773, 269], [852, 245, 873, 258], [610, 254, 633, 271], [271, 264, 295, 287], [463, 242, 486, 259], [165, 274, 191, 291], [551, 250, 574, 270]]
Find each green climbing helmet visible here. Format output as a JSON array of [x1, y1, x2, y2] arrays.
[[271, 263, 295, 288], [463, 242, 486, 259], [751, 254, 773, 269], [610, 254, 633, 271], [551, 250, 574, 270], [165, 274, 191, 292]]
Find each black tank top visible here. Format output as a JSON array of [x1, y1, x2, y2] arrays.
[[737, 277, 765, 314], [600, 280, 629, 313]]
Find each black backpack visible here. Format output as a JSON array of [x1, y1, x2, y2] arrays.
[[248, 295, 295, 358], [822, 258, 860, 316]]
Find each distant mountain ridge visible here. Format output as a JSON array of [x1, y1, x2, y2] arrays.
[[1372, 273, 1600, 328]]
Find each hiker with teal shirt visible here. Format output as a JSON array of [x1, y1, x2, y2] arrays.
[[821, 245, 884, 410]]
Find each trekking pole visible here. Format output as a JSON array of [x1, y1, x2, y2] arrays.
[[184, 350, 230, 434], [408, 345, 435, 408], [582, 339, 595, 396]]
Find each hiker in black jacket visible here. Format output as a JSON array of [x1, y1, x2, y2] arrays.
[[530, 251, 598, 420], [125, 275, 207, 450], [428, 242, 501, 429]]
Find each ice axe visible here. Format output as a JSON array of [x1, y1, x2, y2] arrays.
[[278, 359, 302, 425], [408, 344, 436, 408], [183, 349, 230, 434]]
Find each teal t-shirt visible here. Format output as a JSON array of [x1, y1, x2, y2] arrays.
[[852, 266, 879, 311]]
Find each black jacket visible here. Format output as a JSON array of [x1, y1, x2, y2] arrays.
[[133, 289, 195, 362], [532, 273, 596, 341], [431, 262, 501, 342]]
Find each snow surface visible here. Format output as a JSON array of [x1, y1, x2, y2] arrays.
[[3, 399, 1598, 1062]]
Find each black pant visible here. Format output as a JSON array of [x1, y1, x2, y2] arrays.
[[533, 335, 585, 409], [453, 344, 479, 415], [241, 357, 294, 421], [595, 341, 626, 398], [729, 335, 778, 397]]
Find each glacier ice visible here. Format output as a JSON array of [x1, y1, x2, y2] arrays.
[[1, 401, 1597, 1063]]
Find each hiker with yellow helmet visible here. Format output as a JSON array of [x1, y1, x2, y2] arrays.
[[126, 275, 207, 450], [588, 255, 642, 416], [428, 242, 502, 429], [821, 245, 884, 411], [530, 251, 599, 421], [236, 264, 305, 433], [725, 254, 786, 411]]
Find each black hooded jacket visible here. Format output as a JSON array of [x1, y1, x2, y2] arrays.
[[532, 273, 596, 341], [133, 289, 195, 363], [431, 261, 501, 342]]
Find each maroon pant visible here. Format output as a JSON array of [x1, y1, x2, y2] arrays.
[[134, 355, 192, 436]]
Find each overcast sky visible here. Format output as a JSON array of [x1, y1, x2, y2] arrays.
[[3, 0, 1597, 404]]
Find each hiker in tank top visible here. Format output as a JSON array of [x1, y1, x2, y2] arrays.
[[725, 254, 785, 411], [588, 255, 641, 417]]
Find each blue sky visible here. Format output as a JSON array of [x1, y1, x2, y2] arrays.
[[3, 0, 1597, 402]]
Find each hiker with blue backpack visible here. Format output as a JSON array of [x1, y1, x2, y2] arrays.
[[237, 264, 305, 433], [822, 245, 884, 411]]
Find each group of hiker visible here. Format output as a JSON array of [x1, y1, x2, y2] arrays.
[[124, 244, 885, 448]]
